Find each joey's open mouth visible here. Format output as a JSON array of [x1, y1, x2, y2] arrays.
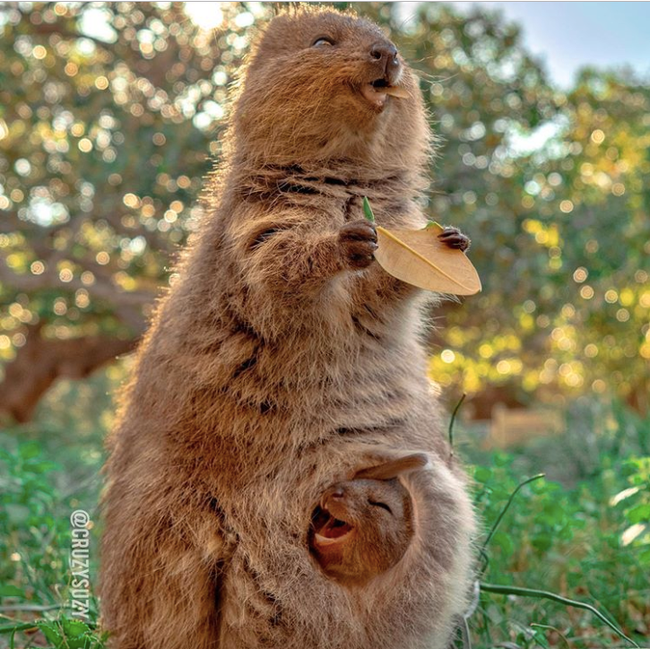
[[360, 78, 409, 108], [314, 514, 353, 545]]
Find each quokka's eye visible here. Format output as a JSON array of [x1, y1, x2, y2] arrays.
[[312, 36, 335, 47]]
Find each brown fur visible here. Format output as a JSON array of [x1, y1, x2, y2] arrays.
[[309, 453, 427, 586], [101, 7, 475, 649]]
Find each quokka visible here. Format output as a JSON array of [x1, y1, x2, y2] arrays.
[[101, 7, 476, 649]]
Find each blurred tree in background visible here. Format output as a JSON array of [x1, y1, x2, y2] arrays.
[[0, 1, 648, 423], [384, 4, 650, 415], [0, 1, 254, 420]]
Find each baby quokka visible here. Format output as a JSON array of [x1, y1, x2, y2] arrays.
[[310, 453, 428, 586]]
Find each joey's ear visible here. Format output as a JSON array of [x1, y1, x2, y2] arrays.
[[354, 453, 429, 480]]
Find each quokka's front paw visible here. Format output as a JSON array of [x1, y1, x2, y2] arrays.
[[339, 220, 378, 270], [438, 226, 470, 252]]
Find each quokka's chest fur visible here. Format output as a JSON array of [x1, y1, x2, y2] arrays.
[[162, 302, 436, 487]]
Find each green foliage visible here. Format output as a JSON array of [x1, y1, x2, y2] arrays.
[[0, 616, 107, 649], [614, 457, 650, 566], [362, 196, 376, 223], [462, 400, 650, 647], [0, 1, 258, 359], [0, 373, 110, 648], [0, 431, 105, 648], [1, 437, 66, 606], [38, 617, 107, 649]]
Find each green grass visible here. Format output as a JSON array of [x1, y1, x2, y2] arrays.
[[0, 373, 110, 648], [458, 398, 650, 648], [0, 371, 648, 648], [0, 432, 105, 647]]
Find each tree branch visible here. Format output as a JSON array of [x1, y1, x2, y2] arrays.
[[0, 324, 139, 423], [0, 253, 153, 332]]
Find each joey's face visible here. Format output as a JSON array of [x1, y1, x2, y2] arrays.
[[309, 477, 415, 584], [310, 479, 410, 549], [235, 10, 425, 163]]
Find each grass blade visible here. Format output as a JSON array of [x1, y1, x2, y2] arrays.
[[480, 473, 545, 572], [480, 582, 640, 648], [449, 393, 466, 452], [362, 196, 375, 223]]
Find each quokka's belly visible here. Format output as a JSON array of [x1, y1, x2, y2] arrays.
[[216, 442, 475, 649]]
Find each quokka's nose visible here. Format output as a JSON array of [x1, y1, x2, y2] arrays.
[[369, 41, 400, 73]]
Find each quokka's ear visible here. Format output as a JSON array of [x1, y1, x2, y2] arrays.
[[354, 453, 429, 481]]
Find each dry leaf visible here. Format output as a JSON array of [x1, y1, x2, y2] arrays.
[[384, 86, 410, 99], [374, 223, 482, 295], [362, 196, 481, 295]]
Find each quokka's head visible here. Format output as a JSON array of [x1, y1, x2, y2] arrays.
[[229, 8, 430, 168], [309, 453, 429, 586]]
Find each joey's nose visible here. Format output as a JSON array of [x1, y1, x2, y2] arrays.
[[321, 487, 345, 510], [329, 488, 345, 500], [370, 42, 400, 73]]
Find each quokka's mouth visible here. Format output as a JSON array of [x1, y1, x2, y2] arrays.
[[360, 78, 409, 108]]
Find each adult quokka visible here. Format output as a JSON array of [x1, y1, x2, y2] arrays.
[[101, 7, 476, 649]]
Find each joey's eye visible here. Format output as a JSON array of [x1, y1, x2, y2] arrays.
[[368, 500, 392, 514], [312, 36, 334, 47]]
